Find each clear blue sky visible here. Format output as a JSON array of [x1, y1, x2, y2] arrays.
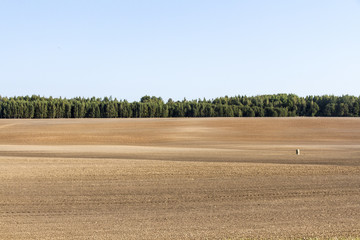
[[1, 0, 359, 101]]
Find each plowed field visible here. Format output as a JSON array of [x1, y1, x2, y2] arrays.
[[1, 118, 360, 239]]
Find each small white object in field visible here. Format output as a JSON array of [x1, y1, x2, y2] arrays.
[[296, 149, 300, 155]]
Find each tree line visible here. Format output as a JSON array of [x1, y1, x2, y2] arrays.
[[0, 94, 359, 118]]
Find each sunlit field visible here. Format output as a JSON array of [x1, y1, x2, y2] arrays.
[[1, 118, 360, 239]]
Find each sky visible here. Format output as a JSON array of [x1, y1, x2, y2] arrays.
[[1, 0, 359, 101]]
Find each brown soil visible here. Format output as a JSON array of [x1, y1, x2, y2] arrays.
[[0, 118, 360, 239]]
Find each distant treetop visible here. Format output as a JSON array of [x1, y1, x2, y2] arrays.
[[0, 94, 359, 118]]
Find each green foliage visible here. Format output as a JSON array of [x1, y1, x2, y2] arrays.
[[0, 94, 359, 118]]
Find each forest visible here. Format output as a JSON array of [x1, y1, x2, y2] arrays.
[[0, 94, 359, 118]]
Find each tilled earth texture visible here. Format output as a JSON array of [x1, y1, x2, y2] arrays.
[[0, 118, 360, 239]]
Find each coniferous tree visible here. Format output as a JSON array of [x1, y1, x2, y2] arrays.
[[1, 94, 359, 118]]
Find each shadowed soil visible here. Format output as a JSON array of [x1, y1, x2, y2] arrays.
[[0, 118, 360, 239]]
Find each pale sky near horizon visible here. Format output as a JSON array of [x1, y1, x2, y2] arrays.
[[1, 0, 359, 101]]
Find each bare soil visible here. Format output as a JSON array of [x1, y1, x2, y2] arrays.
[[0, 118, 360, 239]]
